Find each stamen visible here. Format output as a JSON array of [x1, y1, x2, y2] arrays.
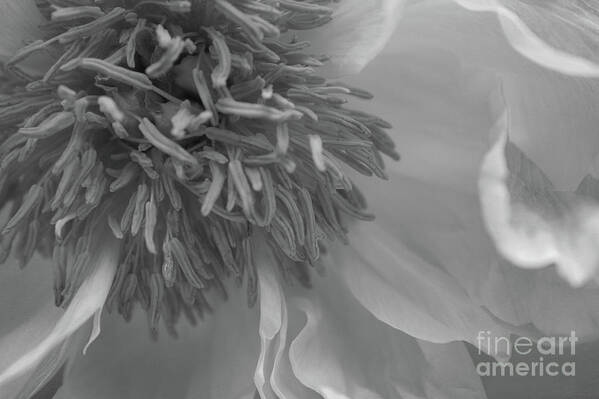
[[192, 68, 219, 126], [146, 31, 185, 78], [144, 193, 158, 254], [98, 96, 125, 122], [62, 58, 153, 91], [51, 6, 105, 23], [204, 28, 232, 90], [131, 183, 149, 236], [309, 134, 325, 171], [138, 118, 198, 166], [245, 167, 263, 192], [170, 103, 195, 138], [202, 162, 226, 216], [170, 237, 205, 289], [55, 7, 128, 44], [0, 0, 398, 333], [216, 98, 302, 122], [3, 185, 43, 234], [108, 215, 124, 240]]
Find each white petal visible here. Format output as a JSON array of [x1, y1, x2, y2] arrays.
[[336, 220, 512, 356], [351, 167, 599, 340], [453, 0, 599, 77], [300, 0, 405, 76], [0, 238, 119, 387], [255, 245, 283, 399], [479, 109, 599, 286], [391, 0, 599, 190], [288, 271, 487, 399], [349, 0, 599, 285], [253, 243, 321, 399], [343, 34, 497, 193], [0, 0, 45, 62]]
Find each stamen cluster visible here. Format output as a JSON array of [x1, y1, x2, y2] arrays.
[[0, 0, 398, 336]]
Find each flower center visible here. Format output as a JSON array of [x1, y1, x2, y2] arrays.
[[0, 0, 398, 336]]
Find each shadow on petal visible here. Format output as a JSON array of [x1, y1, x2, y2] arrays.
[[453, 0, 599, 77], [287, 269, 488, 399], [298, 0, 405, 77], [479, 109, 599, 286]]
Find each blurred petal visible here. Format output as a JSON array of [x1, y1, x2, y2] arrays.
[[57, 285, 259, 399], [346, 0, 599, 286], [0, 257, 63, 398], [352, 168, 599, 340], [254, 243, 321, 399], [390, 0, 599, 190], [288, 271, 487, 399], [479, 110, 599, 286], [454, 0, 599, 77], [0, 0, 45, 63], [336, 219, 512, 356], [301, 0, 405, 76], [183, 293, 259, 399], [418, 341, 488, 399], [55, 312, 211, 399], [255, 246, 283, 399], [343, 36, 496, 193], [0, 238, 119, 387]]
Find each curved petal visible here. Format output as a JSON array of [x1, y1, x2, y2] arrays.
[[454, 0, 599, 77], [0, 237, 119, 388], [300, 0, 405, 76], [288, 270, 487, 399], [335, 219, 512, 356], [352, 168, 599, 340], [254, 245, 284, 399], [253, 242, 321, 399], [387, 0, 599, 190], [346, 0, 599, 284], [479, 110, 599, 286], [0, 0, 45, 63]]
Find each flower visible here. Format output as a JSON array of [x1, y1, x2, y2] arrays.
[[2, 1, 599, 399]]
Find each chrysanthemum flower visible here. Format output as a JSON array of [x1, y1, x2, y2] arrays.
[[2, 0, 599, 398]]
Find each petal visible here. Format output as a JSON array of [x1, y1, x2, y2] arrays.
[[335, 219, 512, 356], [343, 30, 497, 193], [55, 312, 212, 399], [254, 244, 321, 399], [418, 341, 488, 399], [0, 237, 119, 387], [479, 110, 599, 286], [183, 290, 260, 399], [0, 0, 45, 63], [57, 285, 260, 399], [300, 0, 405, 76], [454, 0, 599, 77], [254, 245, 284, 399], [352, 169, 599, 340], [288, 270, 487, 399], [349, 0, 599, 283], [0, 256, 63, 399], [390, 0, 599, 190]]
